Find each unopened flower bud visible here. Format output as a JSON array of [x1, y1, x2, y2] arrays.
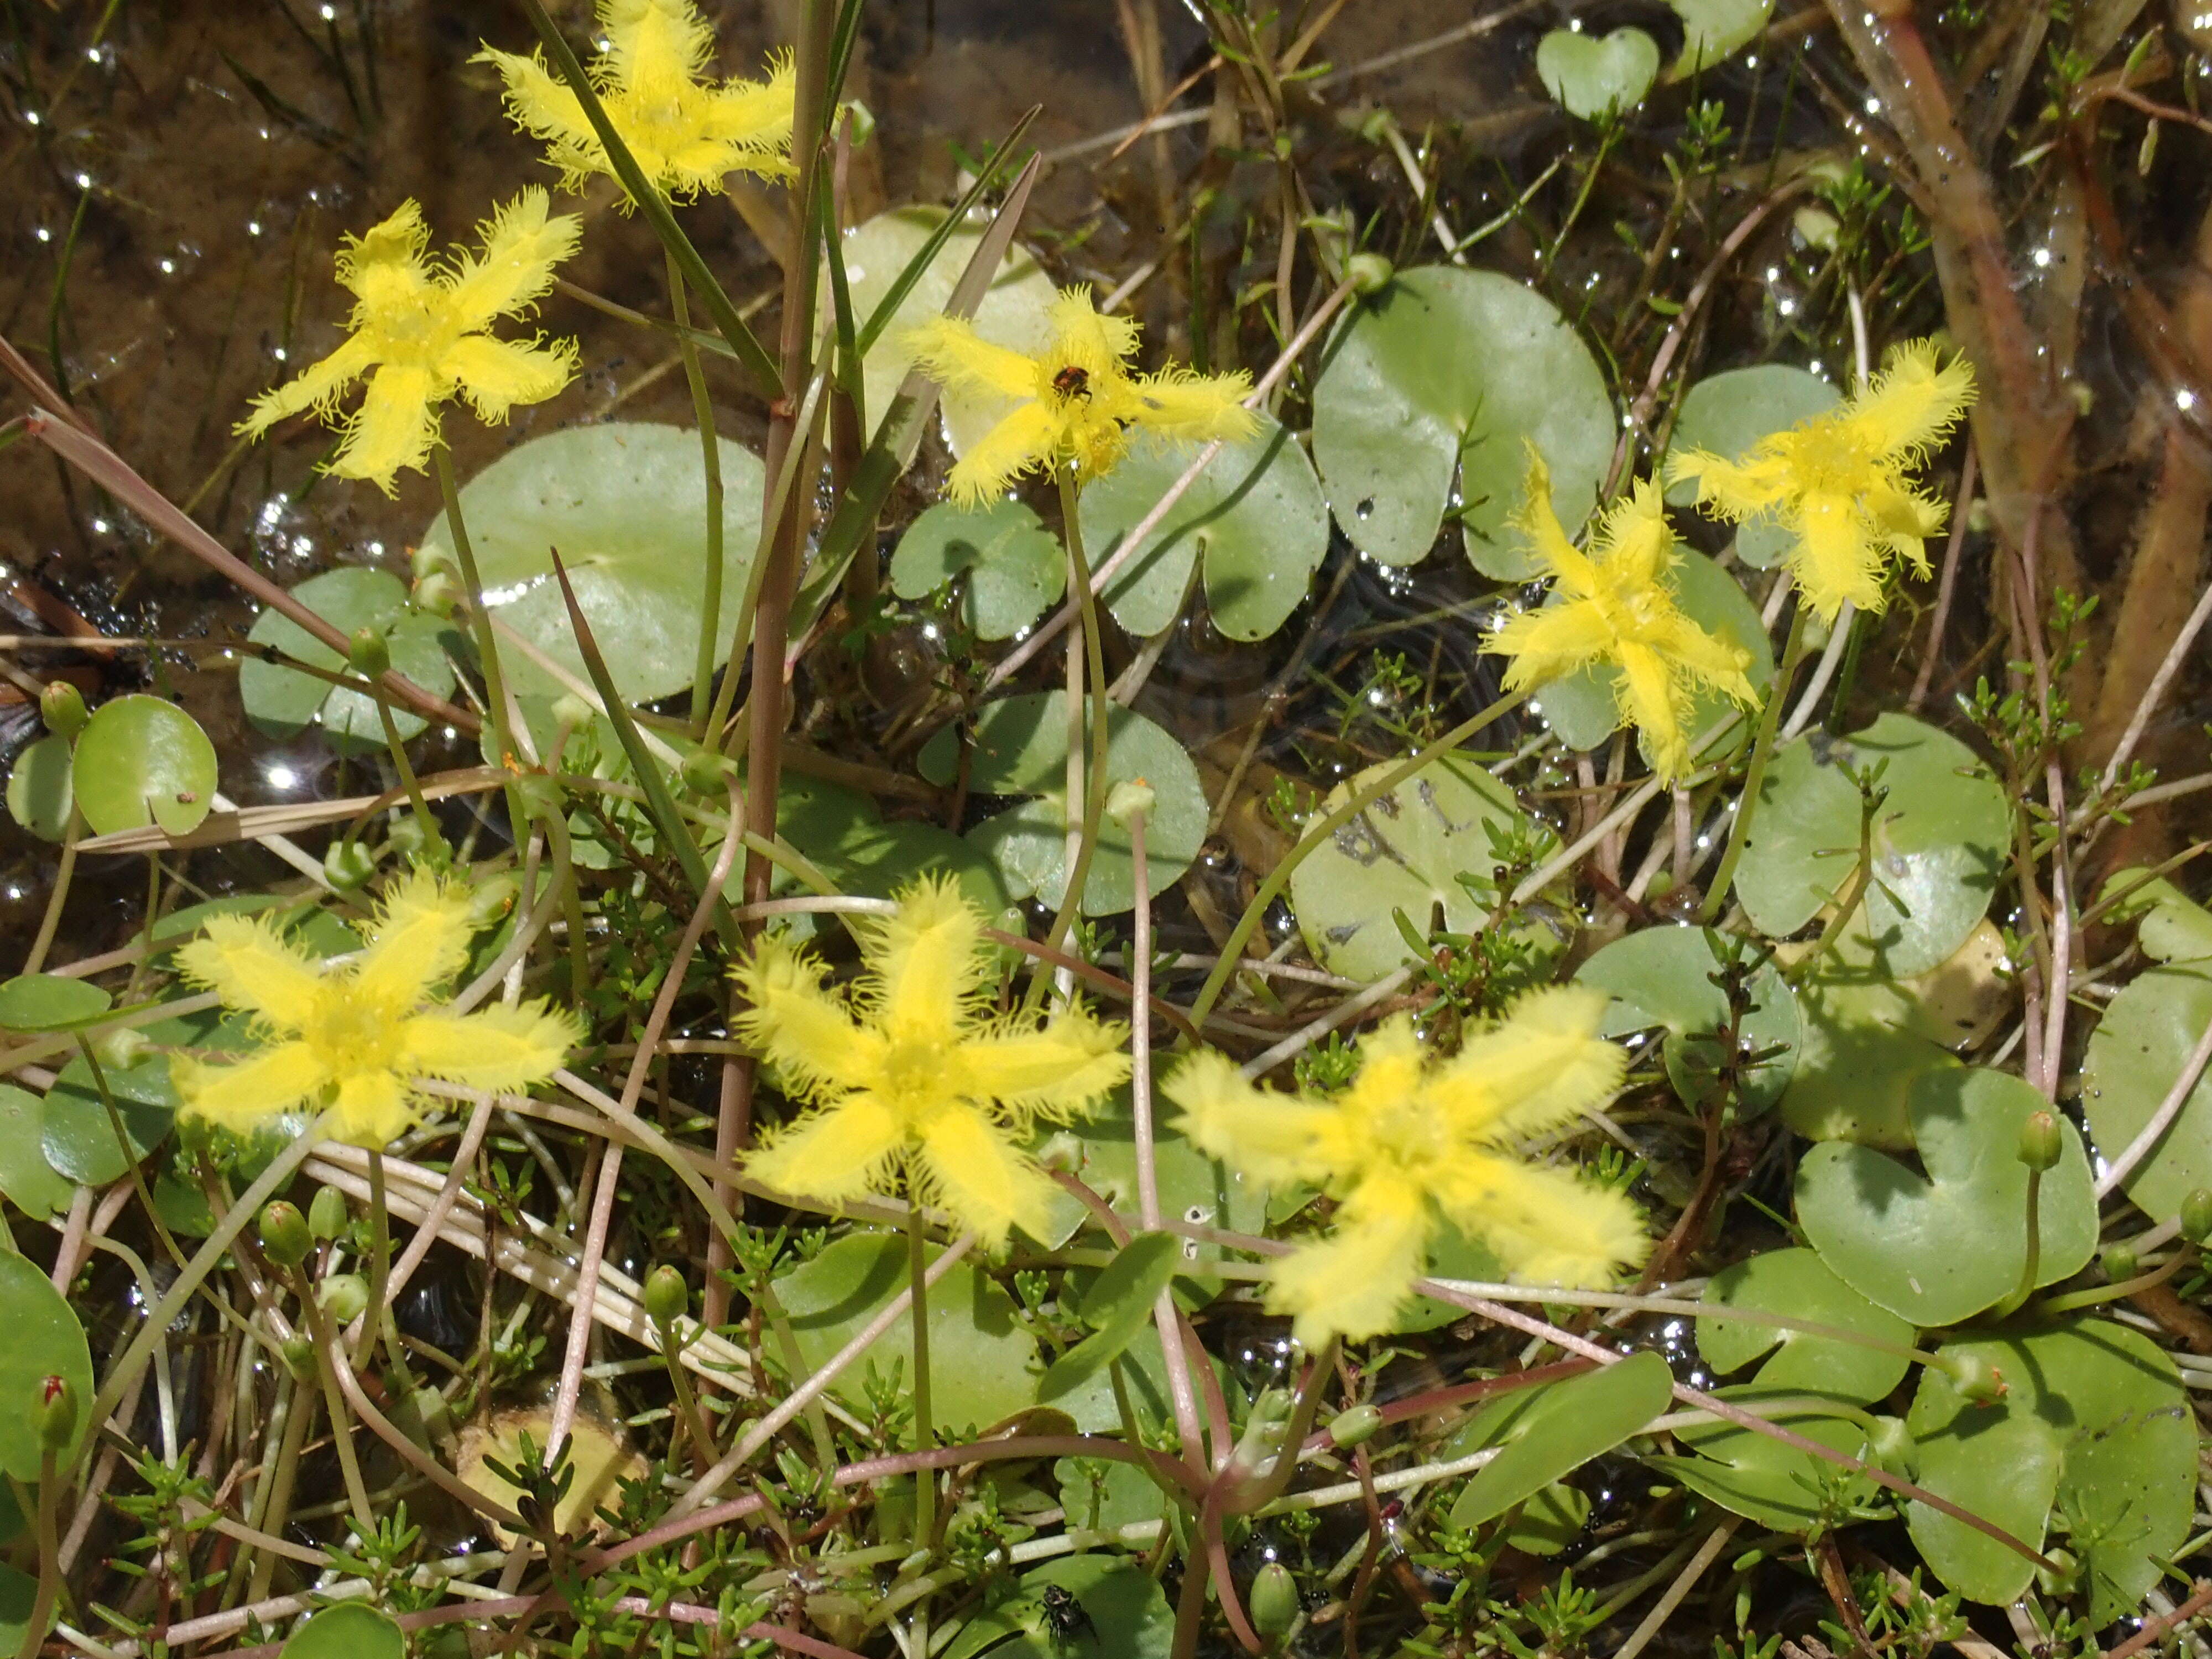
[[644, 1265, 688, 1331], [319, 1272, 369, 1325], [2103, 1241, 2140, 1285], [309, 1183, 349, 1241], [1326, 1404, 1383, 1449], [679, 748, 732, 796], [411, 570, 462, 618], [410, 542, 458, 583], [1346, 252, 1394, 296], [347, 625, 390, 680], [259, 1200, 312, 1269], [1249, 1562, 1300, 1641], [35, 1374, 77, 1453], [92, 1026, 151, 1071], [1105, 779, 1155, 829], [384, 811, 448, 867], [1941, 1350, 2006, 1405], [2183, 1189, 2212, 1244], [2017, 1110, 2063, 1172], [324, 838, 377, 891], [1866, 1415, 1914, 1478], [466, 872, 521, 930], [39, 681, 86, 740], [2036, 1546, 2080, 1598], [280, 1334, 316, 1379], [550, 693, 595, 735]]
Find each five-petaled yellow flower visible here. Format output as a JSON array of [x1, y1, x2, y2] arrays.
[[736, 878, 1128, 1248], [1668, 339, 1975, 623], [1486, 448, 1757, 784], [478, 0, 795, 202], [171, 870, 581, 1150], [904, 288, 1259, 505], [239, 191, 581, 494], [1170, 992, 1643, 1349]]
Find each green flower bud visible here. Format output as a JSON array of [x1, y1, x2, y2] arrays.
[[1326, 1404, 1383, 1449], [280, 1334, 316, 1379], [35, 1374, 77, 1453], [258, 1199, 312, 1269], [644, 1265, 689, 1331], [550, 693, 596, 736], [2183, 1189, 2212, 1244], [92, 1026, 152, 1071], [39, 681, 87, 740], [308, 1183, 349, 1241], [2017, 1110, 2063, 1172], [1346, 252, 1394, 296], [1105, 779, 1156, 830], [466, 872, 521, 930], [679, 748, 732, 796], [324, 838, 377, 891], [1865, 1415, 1914, 1479], [1940, 1350, 2006, 1405], [410, 542, 458, 583], [318, 1272, 369, 1326], [2036, 1546, 2079, 1598], [384, 811, 449, 867], [1249, 1562, 1300, 1641], [411, 570, 462, 618], [347, 625, 391, 680], [2103, 1241, 2140, 1285]]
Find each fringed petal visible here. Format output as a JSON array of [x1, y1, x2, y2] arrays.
[[173, 1042, 330, 1136], [855, 875, 990, 1042], [1511, 445, 1603, 599], [237, 333, 379, 437], [1165, 1050, 1339, 1187], [945, 399, 1062, 505], [748, 1093, 909, 1207], [1430, 987, 1625, 1141], [1124, 367, 1258, 444], [962, 1004, 1129, 1124], [336, 201, 435, 317], [913, 1100, 1061, 1246], [1438, 1154, 1647, 1288], [330, 1067, 418, 1149], [175, 915, 326, 1031], [1845, 341, 1975, 461], [397, 1001, 579, 1092], [441, 333, 578, 422], [1486, 597, 1615, 692], [443, 188, 582, 331], [328, 362, 444, 494], [1264, 1175, 1431, 1348], [903, 316, 1042, 400], [732, 933, 885, 1095], [1787, 491, 1884, 622], [353, 868, 477, 1013]]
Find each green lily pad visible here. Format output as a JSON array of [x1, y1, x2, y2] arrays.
[[1731, 713, 2008, 978], [1037, 1233, 1182, 1405], [2081, 963, 2212, 1226], [0, 1252, 93, 1478], [0, 1564, 37, 1656], [1668, 0, 1778, 73], [0, 1088, 76, 1222], [1504, 1481, 1592, 1555], [1652, 1387, 1879, 1532], [240, 566, 461, 752], [1663, 367, 1840, 567], [890, 500, 1066, 641], [832, 205, 1059, 451], [0, 975, 112, 1034], [753, 771, 1013, 939], [71, 695, 217, 839], [1445, 1352, 1672, 1529], [5, 734, 74, 843], [1698, 1246, 1914, 1402], [42, 1049, 177, 1186], [1575, 925, 1799, 1115], [1536, 27, 1661, 120], [1907, 1319, 2193, 1618], [1395, 1221, 1510, 1333], [1532, 546, 1773, 763], [1287, 750, 1566, 984], [2099, 868, 2212, 963], [916, 693, 1207, 916], [1080, 416, 1329, 642], [940, 1554, 1174, 1659], [279, 1603, 404, 1659], [775, 1232, 1038, 1436], [1796, 1066, 2096, 1326], [419, 422, 766, 707], [1054, 1454, 1170, 1535], [1312, 267, 1617, 578]]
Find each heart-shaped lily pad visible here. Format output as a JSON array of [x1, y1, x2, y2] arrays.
[[1667, 0, 1777, 74], [1907, 1319, 2193, 1618], [0, 1088, 75, 1222], [1651, 1388, 1879, 1532], [1532, 547, 1774, 761], [1796, 1065, 2096, 1325], [1055, 1453, 1171, 1534], [1731, 713, 2008, 977], [889, 500, 1066, 641], [71, 695, 217, 839], [915, 693, 1207, 916], [280, 1604, 404, 1659], [2099, 868, 2212, 963], [1577, 926, 1801, 1115], [5, 735, 73, 843], [1312, 267, 1617, 578], [758, 771, 1012, 939], [1444, 1351, 1672, 1528], [1288, 751, 1566, 983], [1663, 367, 1840, 567], [939, 1554, 1174, 1659], [1079, 416, 1329, 642], [0, 974, 111, 1034], [239, 567, 460, 752], [43, 1046, 178, 1186], [1535, 27, 1661, 121], [0, 1252, 93, 1477], [419, 422, 765, 707], [1697, 1246, 1914, 1402], [2081, 963, 2212, 1226]]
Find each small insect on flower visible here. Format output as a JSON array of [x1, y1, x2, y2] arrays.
[[1038, 1586, 1097, 1646], [237, 191, 582, 494], [902, 287, 1258, 504]]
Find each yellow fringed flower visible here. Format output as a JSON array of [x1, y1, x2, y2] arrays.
[[903, 288, 1259, 505], [238, 191, 581, 494], [1168, 991, 1643, 1349], [478, 0, 795, 202], [735, 877, 1129, 1248], [171, 870, 581, 1150], [1486, 448, 1757, 784], [1667, 340, 1976, 622]]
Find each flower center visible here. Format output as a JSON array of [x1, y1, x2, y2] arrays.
[[300, 987, 404, 1078]]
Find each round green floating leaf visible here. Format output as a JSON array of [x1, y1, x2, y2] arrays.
[[1054, 1454, 1170, 1535], [2081, 963, 2212, 1226], [1287, 751, 1565, 984], [1667, 0, 1777, 74], [419, 422, 766, 707], [279, 1603, 405, 1659], [775, 1232, 1039, 1435], [1664, 366, 1839, 568], [1575, 924, 1799, 1115], [1313, 267, 1616, 578], [1731, 713, 2008, 978], [940, 1554, 1175, 1659], [1796, 1065, 2096, 1326], [1536, 27, 1660, 120], [6, 734, 74, 843], [0, 1252, 93, 1479], [71, 695, 217, 839], [1081, 416, 1329, 642], [1697, 1246, 1914, 1402], [1651, 1387, 1877, 1532], [1444, 1351, 1672, 1529], [890, 500, 1065, 641], [240, 567, 461, 752], [2099, 867, 2212, 963], [42, 1049, 176, 1186], [1907, 1320, 2193, 1618], [0, 1087, 76, 1222], [915, 692, 1207, 916], [0, 974, 112, 1034]]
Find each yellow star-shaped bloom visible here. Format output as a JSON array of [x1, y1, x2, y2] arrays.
[[1169, 992, 1642, 1349], [238, 191, 581, 493], [904, 288, 1259, 504], [737, 878, 1129, 1248], [171, 870, 581, 1150], [479, 0, 795, 203], [1486, 448, 1757, 783], [1668, 340, 1976, 622]]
